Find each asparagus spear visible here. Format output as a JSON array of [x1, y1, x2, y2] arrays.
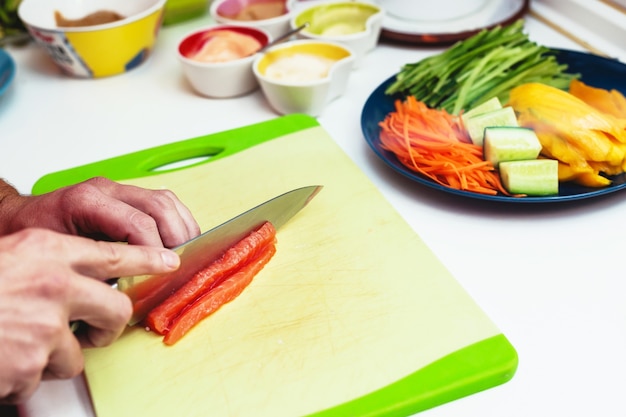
[[385, 20, 579, 115]]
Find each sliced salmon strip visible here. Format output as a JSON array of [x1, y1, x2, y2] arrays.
[[146, 221, 276, 334], [163, 243, 276, 345]]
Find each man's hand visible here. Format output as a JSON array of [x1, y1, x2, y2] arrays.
[[0, 177, 200, 247], [0, 228, 182, 404]]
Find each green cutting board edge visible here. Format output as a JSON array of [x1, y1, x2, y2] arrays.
[[33, 114, 517, 417]]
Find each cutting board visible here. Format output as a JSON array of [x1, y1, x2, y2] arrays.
[[33, 115, 517, 417]]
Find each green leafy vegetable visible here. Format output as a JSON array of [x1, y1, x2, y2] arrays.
[[0, 0, 27, 45], [385, 20, 579, 115]]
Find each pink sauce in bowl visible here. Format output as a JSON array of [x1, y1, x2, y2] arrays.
[[177, 25, 271, 98], [210, 0, 294, 39], [216, 0, 288, 21], [179, 25, 269, 63]]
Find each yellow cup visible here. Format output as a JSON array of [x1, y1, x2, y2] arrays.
[[18, 0, 166, 78]]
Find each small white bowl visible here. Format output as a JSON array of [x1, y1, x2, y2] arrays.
[[210, 0, 296, 40], [177, 25, 272, 98], [252, 39, 355, 116], [290, 1, 383, 67]]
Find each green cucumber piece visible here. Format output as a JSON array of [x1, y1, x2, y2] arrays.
[[464, 106, 518, 146], [499, 159, 558, 196], [483, 126, 542, 167], [462, 97, 502, 119], [461, 98, 503, 140]]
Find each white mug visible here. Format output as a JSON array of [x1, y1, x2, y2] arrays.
[[377, 0, 488, 21]]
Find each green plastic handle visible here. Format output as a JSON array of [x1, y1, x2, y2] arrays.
[[308, 334, 518, 417], [32, 114, 320, 195]]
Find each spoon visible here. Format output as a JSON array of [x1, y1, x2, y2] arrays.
[[256, 22, 309, 54]]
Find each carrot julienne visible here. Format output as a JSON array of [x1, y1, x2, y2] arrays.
[[379, 95, 511, 196]]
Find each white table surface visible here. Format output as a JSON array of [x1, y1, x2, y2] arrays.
[[1, 2, 626, 416]]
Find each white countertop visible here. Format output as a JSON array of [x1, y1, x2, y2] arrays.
[[2, 1, 626, 416]]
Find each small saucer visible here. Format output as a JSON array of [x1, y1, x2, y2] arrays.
[[380, 0, 529, 45]]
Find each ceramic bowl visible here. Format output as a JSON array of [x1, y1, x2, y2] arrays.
[[378, 0, 488, 21], [290, 1, 383, 67], [178, 24, 271, 98], [18, 0, 166, 78], [210, 0, 295, 40], [252, 39, 355, 116]]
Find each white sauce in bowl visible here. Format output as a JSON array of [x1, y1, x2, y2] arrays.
[[265, 53, 336, 82]]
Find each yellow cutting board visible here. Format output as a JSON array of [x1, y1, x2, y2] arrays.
[[33, 115, 517, 417]]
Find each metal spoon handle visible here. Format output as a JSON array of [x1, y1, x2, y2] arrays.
[[257, 22, 309, 54]]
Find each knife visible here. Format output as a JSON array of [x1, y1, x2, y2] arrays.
[[117, 185, 323, 325]]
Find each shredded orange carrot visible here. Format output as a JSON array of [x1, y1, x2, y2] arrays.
[[379, 96, 511, 196]]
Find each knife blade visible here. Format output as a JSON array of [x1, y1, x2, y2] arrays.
[[117, 185, 323, 325]]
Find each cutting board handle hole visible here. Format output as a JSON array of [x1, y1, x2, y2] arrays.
[[144, 146, 224, 173]]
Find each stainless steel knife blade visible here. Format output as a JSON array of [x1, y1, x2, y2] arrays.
[[117, 185, 322, 325]]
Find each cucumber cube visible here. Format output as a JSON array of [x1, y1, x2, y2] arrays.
[[462, 96, 502, 119], [484, 127, 542, 167], [499, 159, 559, 196], [464, 106, 518, 146]]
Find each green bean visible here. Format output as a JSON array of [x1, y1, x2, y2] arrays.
[[385, 20, 579, 115]]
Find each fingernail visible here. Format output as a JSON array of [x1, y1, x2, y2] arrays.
[[161, 250, 180, 269]]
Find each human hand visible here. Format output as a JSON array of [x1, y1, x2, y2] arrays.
[[0, 177, 200, 248], [0, 228, 181, 404]]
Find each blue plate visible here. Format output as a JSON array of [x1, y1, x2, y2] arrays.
[[0, 48, 16, 97], [361, 49, 626, 203]]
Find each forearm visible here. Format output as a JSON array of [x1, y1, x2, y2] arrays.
[[0, 179, 18, 198], [0, 179, 23, 236]]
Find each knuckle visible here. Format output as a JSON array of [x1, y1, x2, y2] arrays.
[[60, 177, 112, 207], [108, 292, 133, 331], [128, 210, 158, 233], [8, 349, 49, 387], [96, 241, 125, 269], [117, 294, 133, 323], [56, 355, 84, 379], [111, 294, 133, 331], [148, 190, 177, 211], [30, 314, 67, 344], [95, 294, 132, 348], [12, 228, 53, 248], [21, 354, 49, 380], [82, 176, 112, 189], [61, 182, 97, 205], [32, 272, 69, 302]]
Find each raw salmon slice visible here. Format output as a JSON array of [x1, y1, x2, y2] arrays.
[[145, 221, 276, 335], [163, 243, 276, 345]]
